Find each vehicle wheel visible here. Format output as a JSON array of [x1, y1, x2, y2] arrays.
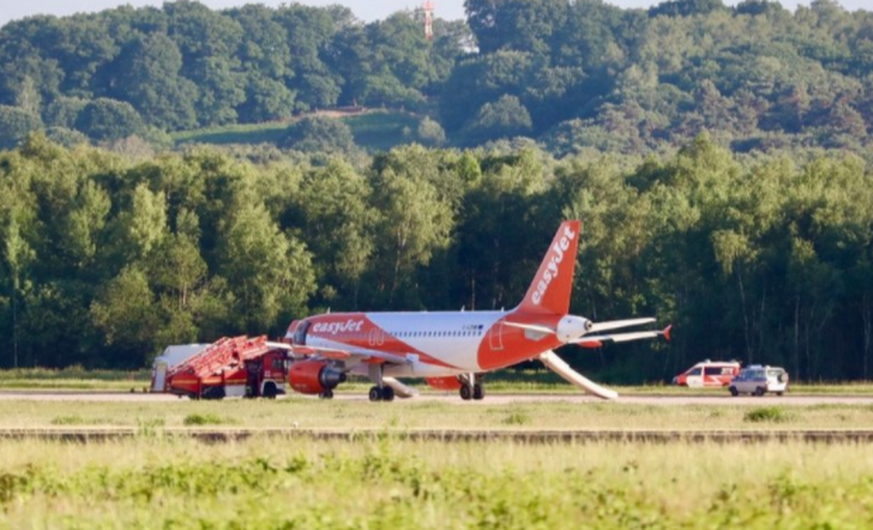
[[203, 386, 225, 400], [319, 389, 334, 399], [369, 386, 383, 402], [729, 386, 738, 397], [459, 384, 473, 401], [262, 382, 277, 399], [776, 391, 784, 397], [382, 386, 395, 402], [755, 386, 766, 396], [473, 383, 485, 400]]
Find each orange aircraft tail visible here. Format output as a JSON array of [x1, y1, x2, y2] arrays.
[[515, 220, 581, 316]]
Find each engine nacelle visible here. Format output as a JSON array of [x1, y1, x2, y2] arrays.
[[556, 315, 593, 343], [288, 361, 347, 395]]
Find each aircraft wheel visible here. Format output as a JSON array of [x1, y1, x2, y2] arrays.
[[382, 386, 395, 402], [203, 386, 225, 400], [369, 386, 383, 402], [473, 383, 485, 400], [459, 384, 472, 401], [319, 389, 334, 399]]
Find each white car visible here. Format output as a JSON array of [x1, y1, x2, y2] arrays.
[[728, 365, 789, 396]]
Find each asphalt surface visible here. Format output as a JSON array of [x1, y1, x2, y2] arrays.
[[3, 390, 873, 443], [1, 390, 872, 405]]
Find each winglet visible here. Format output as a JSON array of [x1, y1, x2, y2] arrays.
[[516, 220, 581, 316]]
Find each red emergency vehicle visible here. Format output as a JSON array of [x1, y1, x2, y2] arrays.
[[156, 336, 288, 399], [672, 360, 740, 387]]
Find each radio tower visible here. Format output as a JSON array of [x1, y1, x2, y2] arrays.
[[423, 1, 435, 40]]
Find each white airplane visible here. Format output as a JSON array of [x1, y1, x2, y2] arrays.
[[274, 220, 669, 401]]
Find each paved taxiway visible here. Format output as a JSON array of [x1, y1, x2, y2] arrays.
[[3, 391, 872, 443], [0, 390, 871, 406]]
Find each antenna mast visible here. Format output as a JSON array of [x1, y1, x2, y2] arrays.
[[423, 1, 435, 40]]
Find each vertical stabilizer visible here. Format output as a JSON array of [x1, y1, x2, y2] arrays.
[[516, 220, 581, 316]]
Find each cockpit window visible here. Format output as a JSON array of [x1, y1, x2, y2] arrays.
[[293, 320, 310, 345]]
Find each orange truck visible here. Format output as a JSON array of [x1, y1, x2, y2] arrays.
[[152, 336, 288, 399]]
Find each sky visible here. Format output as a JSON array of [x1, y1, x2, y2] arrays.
[[0, 0, 869, 28]]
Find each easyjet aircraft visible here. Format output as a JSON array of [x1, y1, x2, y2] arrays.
[[275, 221, 669, 401]]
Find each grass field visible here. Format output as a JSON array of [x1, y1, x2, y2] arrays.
[[3, 371, 873, 527], [345, 111, 421, 152], [171, 110, 421, 152], [1, 437, 873, 528], [0, 367, 150, 391], [172, 121, 289, 146], [1, 396, 873, 431]]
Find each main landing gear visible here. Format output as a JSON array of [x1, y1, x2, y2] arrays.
[[368, 385, 395, 402], [367, 364, 395, 402], [459, 373, 485, 401]]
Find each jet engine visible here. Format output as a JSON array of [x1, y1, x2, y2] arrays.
[[288, 361, 346, 395], [555, 315, 593, 343]]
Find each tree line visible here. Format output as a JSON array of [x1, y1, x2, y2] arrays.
[[1, 134, 871, 383], [0, 1, 465, 146], [2, 0, 873, 156]]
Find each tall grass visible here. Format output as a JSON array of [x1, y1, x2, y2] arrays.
[[2, 399, 873, 431], [0, 438, 872, 528]]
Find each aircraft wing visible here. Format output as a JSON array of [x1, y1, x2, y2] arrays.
[[267, 341, 411, 365]]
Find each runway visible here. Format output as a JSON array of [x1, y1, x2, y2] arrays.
[[1, 390, 872, 406], [3, 390, 873, 443]]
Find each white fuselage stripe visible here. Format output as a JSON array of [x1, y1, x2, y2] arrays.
[[305, 311, 509, 373]]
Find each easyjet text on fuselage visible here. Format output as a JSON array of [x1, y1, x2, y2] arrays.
[[312, 319, 365, 336]]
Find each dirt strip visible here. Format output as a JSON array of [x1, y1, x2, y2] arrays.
[[4, 428, 873, 444]]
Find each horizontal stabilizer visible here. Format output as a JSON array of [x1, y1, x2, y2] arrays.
[[572, 327, 667, 345], [539, 350, 618, 400], [588, 317, 655, 333]]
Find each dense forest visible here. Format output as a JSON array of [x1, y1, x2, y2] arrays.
[[1, 0, 872, 382], [1, 0, 873, 155], [1, 134, 872, 382]]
